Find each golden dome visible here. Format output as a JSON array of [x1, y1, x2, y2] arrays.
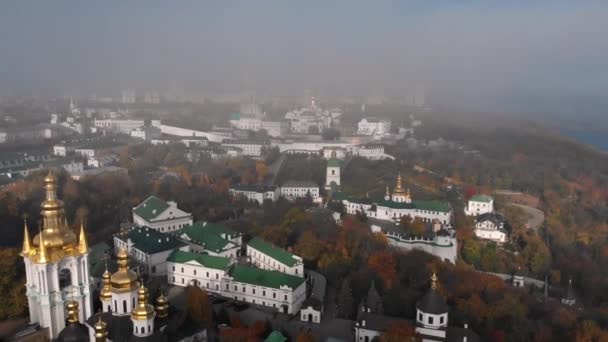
[[66, 298, 80, 323], [155, 291, 169, 319], [110, 248, 139, 291], [393, 172, 407, 195], [132, 284, 155, 321], [94, 316, 108, 342], [100, 260, 113, 302], [33, 172, 77, 250]]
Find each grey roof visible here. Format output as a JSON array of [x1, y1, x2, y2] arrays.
[[476, 212, 504, 226], [416, 289, 449, 315], [56, 322, 89, 342]]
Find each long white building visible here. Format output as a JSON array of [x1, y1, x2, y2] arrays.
[[474, 212, 507, 243], [338, 174, 452, 225], [221, 139, 267, 157], [93, 119, 145, 134], [279, 180, 320, 200], [221, 265, 306, 314], [247, 237, 304, 277], [229, 184, 280, 204], [167, 250, 232, 294], [132, 196, 193, 233]]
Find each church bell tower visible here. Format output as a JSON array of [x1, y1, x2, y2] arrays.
[[21, 172, 92, 338]]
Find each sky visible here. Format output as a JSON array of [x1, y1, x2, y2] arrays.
[[0, 0, 607, 111]]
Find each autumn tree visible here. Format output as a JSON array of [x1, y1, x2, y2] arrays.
[[294, 230, 325, 263], [368, 251, 397, 289], [295, 330, 315, 342], [185, 286, 212, 327], [379, 321, 418, 342]]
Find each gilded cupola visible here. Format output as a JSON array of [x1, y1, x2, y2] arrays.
[[94, 316, 108, 342], [33, 172, 77, 251], [110, 248, 139, 291], [155, 291, 169, 319], [132, 283, 155, 321]]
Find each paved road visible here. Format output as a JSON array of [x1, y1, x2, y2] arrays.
[[510, 203, 545, 232], [267, 154, 286, 185]]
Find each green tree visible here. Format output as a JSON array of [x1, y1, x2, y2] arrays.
[[462, 240, 481, 266]]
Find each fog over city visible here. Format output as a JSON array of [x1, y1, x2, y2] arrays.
[[1, 1, 607, 114]]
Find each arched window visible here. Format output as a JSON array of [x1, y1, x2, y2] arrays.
[[123, 300, 127, 313], [141, 327, 145, 334], [58, 268, 72, 291]]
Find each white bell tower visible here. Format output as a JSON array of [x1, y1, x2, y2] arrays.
[[21, 173, 92, 339], [325, 158, 341, 190]]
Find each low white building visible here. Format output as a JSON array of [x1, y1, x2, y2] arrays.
[[94, 119, 145, 134], [221, 264, 306, 314], [173, 221, 242, 260], [474, 212, 507, 243], [279, 181, 320, 200], [229, 184, 279, 204], [113, 226, 189, 276], [87, 154, 118, 168], [357, 118, 392, 136], [464, 194, 494, 216], [322, 147, 347, 160], [130, 126, 162, 141], [132, 195, 193, 233], [247, 237, 304, 277], [167, 250, 232, 293], [222, 139, 267, 157], [352, 144, 392, 160]]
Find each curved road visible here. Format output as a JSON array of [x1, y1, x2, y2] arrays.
[[509, 203, 544, 232]]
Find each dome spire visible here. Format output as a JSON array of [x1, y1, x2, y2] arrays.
[[78, 222, 88, 254], [132, 282, 155, 321], [100, 256, 112, 303], [37, 223, 48, 263], [155, 288, 169, 319], [21, 219, 32, 256], [66, 288, 80, 323], [431, 272, 438, 290]]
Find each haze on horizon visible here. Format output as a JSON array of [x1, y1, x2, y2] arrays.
[[1, 0, 607, 115]]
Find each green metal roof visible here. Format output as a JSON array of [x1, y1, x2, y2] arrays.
[[470, 194, 493, 203], [248, 237, 299, 267], [372, 199, 451, 213], [133, 195, 169, 221], [119, 227, 186, 254], [175, 222, 237, 253], [327, 158, 340, 167], [167, 250, 231, 270], [229, 265, 305, 290], [199, 222, 242, 240], [265, 331, 287, 342]]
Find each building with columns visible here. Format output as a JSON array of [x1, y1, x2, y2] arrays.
[[21, 172, 92, 339]]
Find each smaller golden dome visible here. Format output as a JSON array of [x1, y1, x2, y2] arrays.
[[66, 298, 79, 323], [100, 267, 113, 302], [94, 316, 108, 342], [155, 292, 169, 319], [132, 284, 155, 321], [110, 248, 139, 291]]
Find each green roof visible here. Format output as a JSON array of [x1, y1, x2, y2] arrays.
[[167, 250, 231, 270], [327, 158, 340, 167], [133, 195, 169, 221], [175, 222, 237, 253], [229, 265, 305, 290], [118, 227, 186, 254], [373, 199, 451, 213], [265, 331, 287, 342], [470, 194, 493, 203], [199, 222, 242, 240], [248, 237, 300, 267]]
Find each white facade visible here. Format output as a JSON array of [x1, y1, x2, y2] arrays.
[[464, 195, 494, 216], [222, 140, 266, 157], [325, 160, 341, 189], [474, 214, 507, 243], [93, 119, 145, 134], [246, 239, 304, 277], [130, 127, 162, 141], [87, 154, 118, 168], [300, 305, 322, 324], [167, 253, 231, 294], [132, 196, 193, 233], [113, 232, 188, 276], [279, 182, 320, 200], [357, 118, 392, 136], [229, 185, 279, 204], [220, 266, 306, 314]]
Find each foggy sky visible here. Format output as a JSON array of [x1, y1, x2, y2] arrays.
[[1, 0, 607, 109]]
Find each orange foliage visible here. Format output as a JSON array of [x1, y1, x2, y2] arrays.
[[368, 251, 397, 289]]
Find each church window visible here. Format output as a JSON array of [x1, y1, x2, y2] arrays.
[[440, 316, 444, 324], [58, 268, 72, 291], [114, 301, 117, 313], [123, 300, 127, 313], [428, 316, 434, 324], [418, 313, 422, 321], [133, 298, 135, 308], [141, 327, 145, 334]]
